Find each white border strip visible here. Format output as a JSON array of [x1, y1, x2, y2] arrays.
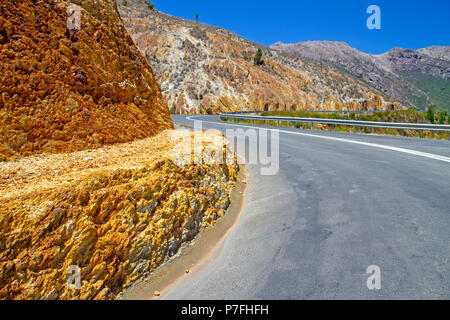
[[186, 116, 450, 164]]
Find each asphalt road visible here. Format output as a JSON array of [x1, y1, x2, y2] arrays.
[[168, 115, 450, 299]]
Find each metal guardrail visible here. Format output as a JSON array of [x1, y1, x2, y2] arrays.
[[220, 113, 450, 132], [225, 111, 266, 114], [227, 110, 385, 115]]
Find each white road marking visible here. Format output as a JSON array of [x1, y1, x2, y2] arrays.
[[185, 116, 450, 164]]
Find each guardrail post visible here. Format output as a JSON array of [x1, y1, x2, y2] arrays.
[[277, 120, 280, 127]]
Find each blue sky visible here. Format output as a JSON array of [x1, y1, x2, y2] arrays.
[[155, 0, 449, 54]]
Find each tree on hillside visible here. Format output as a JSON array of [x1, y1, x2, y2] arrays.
[[145, 0, 155, 9], [439, 110, 448, 124], [426, 105, 436, 124], [254, 48, 263, 66], [196, 13, 199, 23]]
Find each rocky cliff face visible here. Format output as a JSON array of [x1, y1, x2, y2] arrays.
[[271, 41, 450, 111], [118, 0, 399, 114], [0, 0, 173, 162]]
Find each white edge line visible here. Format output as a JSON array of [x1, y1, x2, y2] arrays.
[[185, 116, 450, 164]]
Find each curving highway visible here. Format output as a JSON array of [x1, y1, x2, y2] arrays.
[[167, 115, 450, 299]]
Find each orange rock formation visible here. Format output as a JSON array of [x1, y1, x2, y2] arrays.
[[0, 0, 173, 162]]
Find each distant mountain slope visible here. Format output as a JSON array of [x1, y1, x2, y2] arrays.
[[0, 0, 173, 161], [271, 41, 450, 111], [417, 46, 450, 61], [118, 0, 400, 114]]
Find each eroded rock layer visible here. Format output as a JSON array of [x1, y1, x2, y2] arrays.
[[0, 130, 238, 299], [118, 0, 401, 114], [0, 0, 173, 162]]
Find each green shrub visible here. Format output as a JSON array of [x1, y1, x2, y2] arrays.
[[254, 48, 263, 66], [438, 110, 448, 124], [145, 0, 155, 9], [330, 113, 340, 119], [426, 105, 436, 124]]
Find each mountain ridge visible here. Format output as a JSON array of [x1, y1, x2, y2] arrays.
[[118, 0, 401, 114], [270, 41, 450, 111]]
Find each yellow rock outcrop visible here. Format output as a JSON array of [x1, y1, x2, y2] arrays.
[[0, 130, 238, 299]]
